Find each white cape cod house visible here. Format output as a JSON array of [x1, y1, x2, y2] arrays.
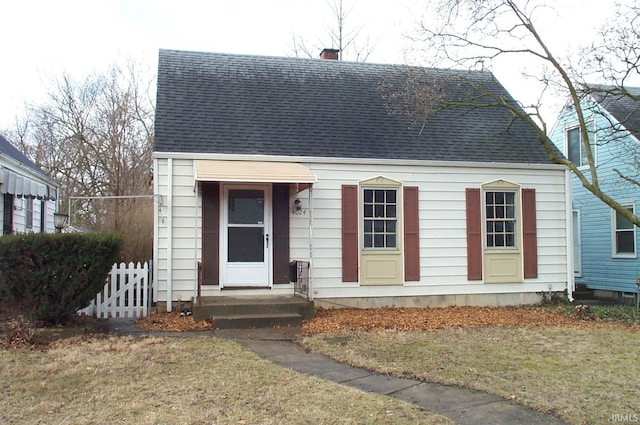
[[153, 49, 572, 314], [0, 134, 59, 234]]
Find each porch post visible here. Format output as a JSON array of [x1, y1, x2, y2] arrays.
[[308, 184, 314, 300]]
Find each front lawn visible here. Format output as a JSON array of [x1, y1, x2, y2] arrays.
[[0, 335, 448, 425], [301, 306, 640, 425]]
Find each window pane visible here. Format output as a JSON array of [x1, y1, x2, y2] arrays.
[[495, 234, 505, 247], [364, 204, 373, 218], [374, 190, 384, 203], [486, 206, 494, 218], [617, 210, 634, 230], [486, 222, 494, 232], [495, 192, 504, 204], [506, 206, 515, 218], [228, 227, 263, 262], [386, 234, 396, 247], [364, 220, 372, 232], [495, 221, 504, 232], [487, 235, 494, 247], [374, 234, 384, 247], [486, 192, 493, 203], [374, 220, 384, 232], [495, 206, 504, 218], [505, 221, 514, 232], [386, 205, 396, 218], [364, 234, 373, 248], [375, 205, 384, 217], [506, 192, 515, 204], [386, 190, 396, 203], [386, 220, 396, 233], [617, 231, 635, 254], [506, 234, 515, 247], [364, 190, 373, 203], [228, 190, 264, 224]]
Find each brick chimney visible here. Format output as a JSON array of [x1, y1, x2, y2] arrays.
[[320, 48, 340, 60]]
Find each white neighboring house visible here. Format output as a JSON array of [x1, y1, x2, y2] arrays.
[[153, 49, 572, 311], [0, 134, 59, 234]]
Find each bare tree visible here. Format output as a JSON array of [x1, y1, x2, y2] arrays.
[[14, 61, 154, 261], [292, 0, 375, 61], [402, 0, 640, 226]]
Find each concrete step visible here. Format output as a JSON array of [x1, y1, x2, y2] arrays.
[[192, 295, 314, 322], [211, 312, 302, 329]]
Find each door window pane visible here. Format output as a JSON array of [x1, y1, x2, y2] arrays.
[[228, 227, 264, 262], [228, 190, 264, 224]]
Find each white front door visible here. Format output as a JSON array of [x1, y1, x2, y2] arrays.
[[221, 185, 271, 287]]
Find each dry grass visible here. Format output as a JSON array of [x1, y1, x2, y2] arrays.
[[0, 335, 450, 425], [302, 326, 640, 425]]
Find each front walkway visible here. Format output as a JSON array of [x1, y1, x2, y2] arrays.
[[108, 319, 567, 425]]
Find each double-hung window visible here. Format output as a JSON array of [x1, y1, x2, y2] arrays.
[[25, 198, 33, 229], [613, 204, 636, 257], [363, 188, 397, 249], [567, 121, 595, 167], [485, 191, 516, 248]]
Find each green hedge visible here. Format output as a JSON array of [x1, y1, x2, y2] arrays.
[[0, 232, 122, 324]]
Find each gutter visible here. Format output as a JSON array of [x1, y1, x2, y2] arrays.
[[565, 168, 574, 302]]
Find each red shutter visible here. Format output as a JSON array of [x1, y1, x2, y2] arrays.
[[342, 185, 359, 282], [466, 188, 482, 280], [522, 188, 538, 279], [272, 184, 291, 284], [201, 182, 220, 285], [403, 186, 420, 281]]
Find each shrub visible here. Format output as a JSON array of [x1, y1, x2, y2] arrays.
[[0, 232, 122, 325]]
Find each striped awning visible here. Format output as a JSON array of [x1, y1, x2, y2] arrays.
[[0, 169, 57, 200], [194, 160, 317, 184]]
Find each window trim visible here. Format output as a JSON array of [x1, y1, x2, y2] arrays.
[[566, 120, 596, 169], [611, 202, 637, 259]]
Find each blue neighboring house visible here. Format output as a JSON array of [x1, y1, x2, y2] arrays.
[[550, 87, 640, 302]]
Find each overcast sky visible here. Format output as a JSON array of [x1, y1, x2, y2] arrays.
[[0, 0, 616, 131]]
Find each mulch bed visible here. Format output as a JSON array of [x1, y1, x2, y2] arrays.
[[133, 305, 637, 334]]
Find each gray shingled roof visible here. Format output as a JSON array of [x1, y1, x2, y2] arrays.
[[154, 49, 553, 164], [590, 86, 640, 138], [0, 134, 52, 180]]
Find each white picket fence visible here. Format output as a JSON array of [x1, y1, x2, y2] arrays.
[[79, 261, 153, 318]]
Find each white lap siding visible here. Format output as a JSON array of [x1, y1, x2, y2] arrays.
[[154, 156, 569, 305]]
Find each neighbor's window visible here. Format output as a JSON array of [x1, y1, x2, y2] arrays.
[[25, 198, 33, 229], [485, 191, 516, 248], [567, 122, 595, 167], [613, 205, 636, 256], [363, 188, 397, 248]]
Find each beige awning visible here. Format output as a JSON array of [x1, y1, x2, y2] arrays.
[[194, 160, 317, 183]]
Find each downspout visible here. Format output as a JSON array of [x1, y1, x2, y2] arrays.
[[167, 158, 173, 311], [194, 184, 198, 303], [565, 168, 574, 302], [308, 184, 314, 300]]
